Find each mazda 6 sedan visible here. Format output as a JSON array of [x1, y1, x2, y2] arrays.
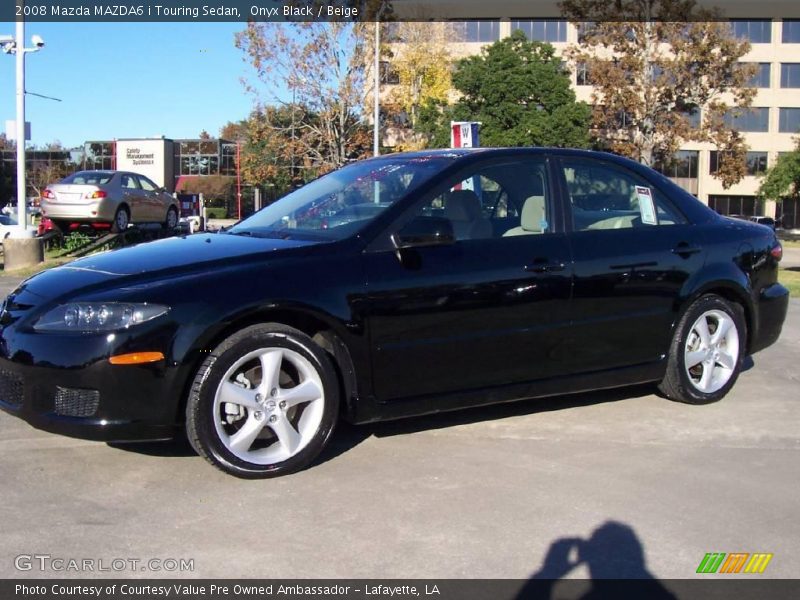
[[0, 149, 789, 478]]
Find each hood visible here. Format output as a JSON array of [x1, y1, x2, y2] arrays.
[[18, 233, 318, 302]]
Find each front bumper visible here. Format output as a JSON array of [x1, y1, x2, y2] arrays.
[[750, 282, 790, 354], [0, 325, 184, 442]]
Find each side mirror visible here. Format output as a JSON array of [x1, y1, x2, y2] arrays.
[[391, 216, 455, 249]]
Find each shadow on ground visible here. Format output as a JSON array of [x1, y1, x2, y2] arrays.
[[516, 520, 677, 599]]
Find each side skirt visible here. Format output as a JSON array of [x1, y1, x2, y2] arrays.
[[348, 360, 667, 424]]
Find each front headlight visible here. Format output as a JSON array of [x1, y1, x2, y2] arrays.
[[33, 302, 169, 332]]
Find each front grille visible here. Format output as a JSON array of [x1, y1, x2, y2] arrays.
[[0, 369, 24, 407], [54, 386, 100, 417]]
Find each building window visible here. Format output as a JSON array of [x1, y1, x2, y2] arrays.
[[708, 195, 757, 217], [511, 19, 567, 42], [723, 107, 769, 132], [779, 108, 800, 133], [576, 62, 591, 86], [783, 19, 800, 43], [781, 63, 800, 87], [745, 152, 768, 175], [83, 142, 115, 171], [176, 139, 223, 177], [453, 20, 500, 43], [744, 63, 771, 88], [655, 150, 698, 179], [730, 20, 771, 43]]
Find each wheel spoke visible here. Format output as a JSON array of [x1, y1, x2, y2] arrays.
[[229, 415, 266, 454], [259, 350, 283, 393], [699, 360, 715, 391], [717, 349, 736, 370], [269, 417, 302, 455], [694, 316, 711, 347], [218, 381, 260, 410], [685, 350, 706, 369], [711, 315, 733, 346], [280, 379, 322, 408]]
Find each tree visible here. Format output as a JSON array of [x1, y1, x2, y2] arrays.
[[758, 138, 800, 217], [560, 0, 756, 187], [385, 21, 456, 135], [236, 22, 371, 172], [417, 31, 592, 149]]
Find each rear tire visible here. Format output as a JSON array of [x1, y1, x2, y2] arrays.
[[659, 295, 746, 404], [50, 219, 70, 235], [186, 324, 339, 478]]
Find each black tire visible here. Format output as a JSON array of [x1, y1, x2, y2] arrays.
[[658, 294, 746, 404], [50, 219, 70, 235], [164, 206, 178, 230], [186, 323, 339, 478], [111, 206, 129, 233]]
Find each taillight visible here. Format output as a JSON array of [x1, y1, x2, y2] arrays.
[[770, 242, 782, 262], [85, 190, 107, 199], [41, 189, 54, 199]]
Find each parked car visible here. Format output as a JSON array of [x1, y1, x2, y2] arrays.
[[0, 149, 788, 478], [750, 215, 777, 230], [40, 170, 179, 233], [0, 214, 18, 241]]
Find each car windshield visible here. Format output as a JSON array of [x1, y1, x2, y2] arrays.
[[61, 172, 114, 185], [227, 157, 451, 241]]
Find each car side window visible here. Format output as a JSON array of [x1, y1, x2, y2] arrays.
[[120, 174, 139, 190], [561, 160, 686, 231], [410, 159, 551, 241], [137, 176, 158, 192]]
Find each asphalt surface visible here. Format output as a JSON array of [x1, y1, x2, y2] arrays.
[[0, 273, 798, 582]]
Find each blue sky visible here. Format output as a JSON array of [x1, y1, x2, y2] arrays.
[[0, 22, 266, 147]]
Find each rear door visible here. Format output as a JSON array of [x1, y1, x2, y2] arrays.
[[556, 156, 706, 372], [136, 175, 167, 221], [119, 173, 145, 221], [362, 155, 574, 402]]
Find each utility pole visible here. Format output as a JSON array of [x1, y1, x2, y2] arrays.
[[373, 2, 387, 157]]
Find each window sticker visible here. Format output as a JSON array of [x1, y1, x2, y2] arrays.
[[636, 186, 658, 225]]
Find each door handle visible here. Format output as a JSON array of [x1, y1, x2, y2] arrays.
[[672, 242, 703, 257], [525, 258, 566, 273]]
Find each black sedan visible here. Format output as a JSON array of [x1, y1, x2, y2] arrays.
[[0, 149, 789, 478]]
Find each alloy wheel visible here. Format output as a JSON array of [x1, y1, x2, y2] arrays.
[[212, 347, 325, 465], [684, 309, 740, 394]]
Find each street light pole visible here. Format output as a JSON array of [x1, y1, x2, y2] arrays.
[[15, 18, 26, 233], [373, 2, 387, 158]]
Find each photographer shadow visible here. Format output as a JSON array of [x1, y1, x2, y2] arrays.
[[517, 521, 676, 599]]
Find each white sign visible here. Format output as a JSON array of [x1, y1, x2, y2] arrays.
[[115, 138, 172, 189], [636, 186, 657, 225], [5, 120, 31, 141]]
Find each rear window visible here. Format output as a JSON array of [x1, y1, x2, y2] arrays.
[[61, 172, 114, 185]]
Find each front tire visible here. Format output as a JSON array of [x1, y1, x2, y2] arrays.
[[164, 206, 178, 230], [659, 295, 746, 404], [186, 324, 339, 478], [112, 206, 130, 233]]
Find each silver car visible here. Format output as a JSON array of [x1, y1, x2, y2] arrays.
[[41, 170, 179, 233]]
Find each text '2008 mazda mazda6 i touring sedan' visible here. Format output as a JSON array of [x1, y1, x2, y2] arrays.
[[0, 149, 789, 478]]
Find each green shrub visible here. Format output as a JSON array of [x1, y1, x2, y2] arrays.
[[62, 232, 91, 253]]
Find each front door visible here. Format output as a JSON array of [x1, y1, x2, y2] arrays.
[[363, 156, 574, 402]]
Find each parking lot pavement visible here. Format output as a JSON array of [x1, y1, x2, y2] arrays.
[[0, 299, 798, 582]]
